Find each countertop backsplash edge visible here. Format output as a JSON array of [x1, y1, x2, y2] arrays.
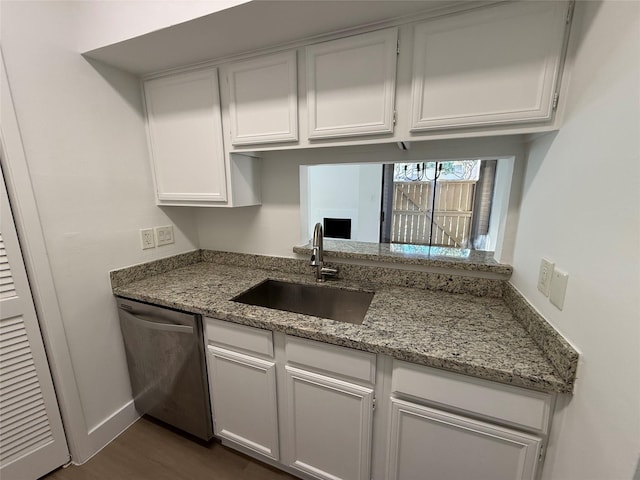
[[109, 250, 202, 289], [201, 249, 504, 298], [502, 282, 579, 386]]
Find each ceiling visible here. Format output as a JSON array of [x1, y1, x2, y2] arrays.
[[82, 0, 469, 75]]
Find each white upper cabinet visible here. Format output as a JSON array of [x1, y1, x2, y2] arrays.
[[144, 68, 227, 204], [225, 50, 298, 146], [306, 28, 398, 139], [409, 1, 570, 132]]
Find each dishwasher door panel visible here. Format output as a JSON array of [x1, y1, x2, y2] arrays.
[[117, 298, 213, 440]]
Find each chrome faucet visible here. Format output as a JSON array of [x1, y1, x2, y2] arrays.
[[310, 222, 337, 282]]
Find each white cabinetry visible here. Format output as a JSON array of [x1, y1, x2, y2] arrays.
[[282, 336, 376, 480], [284, 366, 373, 480], [409, 1, 570, 132], [143, 68, 260, 207], [387, 360, 554, 480], [144, 68, 227, 204], [142, 2, 575, 158], [224, 51, 298, 146], [388, 399, 542, 480], [204, 320, 377, 480], [205, 319, 279, 459], [203, 318, 557, 480], [305, 28, 398, 139]]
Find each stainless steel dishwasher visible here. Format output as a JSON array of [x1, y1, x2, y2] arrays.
[[116, 297, 213, 441]]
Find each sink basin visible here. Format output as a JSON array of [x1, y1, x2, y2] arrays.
[[232, 279, 374, 325]]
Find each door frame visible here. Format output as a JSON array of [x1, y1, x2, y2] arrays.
[[0, 48, 90, 463]]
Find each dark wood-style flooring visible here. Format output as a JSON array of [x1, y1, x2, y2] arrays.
[[42, 418, 299, 480]]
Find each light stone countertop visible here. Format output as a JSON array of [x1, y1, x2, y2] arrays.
[[112, 260, 572, 393], [293, 239, 513, 276]]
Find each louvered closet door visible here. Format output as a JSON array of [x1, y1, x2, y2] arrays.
[[0, 170, 69, 479]]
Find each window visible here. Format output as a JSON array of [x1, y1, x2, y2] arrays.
[[381, 160, 496, 249], [302, 158, 508, 254]]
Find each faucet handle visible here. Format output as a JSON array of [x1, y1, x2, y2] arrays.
[[320, 266, 338, 278]]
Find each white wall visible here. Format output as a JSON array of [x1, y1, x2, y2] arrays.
[[510, 2, 640, 479], [307, 164, 382, 243], [1, 0, 199, 462], [75, 0, 251, 53], [357, 164, 383, 242], [197, 151, 300, 258]]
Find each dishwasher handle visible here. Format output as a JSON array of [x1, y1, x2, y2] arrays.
[[119, 309, 194, 334]]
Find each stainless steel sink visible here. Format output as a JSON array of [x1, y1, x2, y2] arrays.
[[231, 279, 374, 325]]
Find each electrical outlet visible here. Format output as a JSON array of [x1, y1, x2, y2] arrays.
[[140, 228, 155, 250], [154, 225, 174, 246], [537, 258, 554, 296], [550, 268, 569, 310]]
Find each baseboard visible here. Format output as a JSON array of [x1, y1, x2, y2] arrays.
[[74, 400, 140, 464]]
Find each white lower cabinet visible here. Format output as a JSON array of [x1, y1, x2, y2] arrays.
[[205, 318, 279, 460], [283, 366, 374, 480], [204, 319, 555, 480], [207, 345, 279, 460], [387, 398, 542, 480]]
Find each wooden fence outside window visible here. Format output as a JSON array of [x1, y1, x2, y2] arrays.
[[392, 180, 476, 248]]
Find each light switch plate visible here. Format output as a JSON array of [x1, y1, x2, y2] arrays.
[[550, 268, 569, 310], [140, 228, 155, 250], [155, 225, 174, 246], [537, 258, 554, 296]]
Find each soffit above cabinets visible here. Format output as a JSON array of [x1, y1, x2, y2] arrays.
[[81, 0, 474, 75]]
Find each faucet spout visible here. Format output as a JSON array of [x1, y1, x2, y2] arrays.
[[310, 222, 337, 282], [311, 223, 323, 265]]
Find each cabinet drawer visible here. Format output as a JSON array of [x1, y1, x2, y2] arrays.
[[285, 336, 375, 384], [391, 360, 553, 433], [206, 317, 273, 358]]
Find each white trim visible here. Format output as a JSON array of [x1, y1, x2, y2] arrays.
[[80, 401, 139, 465]]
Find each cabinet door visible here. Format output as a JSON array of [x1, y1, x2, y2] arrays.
[[284, 366, 373, 480], [226, 51, 298, 145], [207, 346, 279, 460], [144, 68, 227, 203], [306, 28, 398, 139], [410, 1, 569, 131], [388, 399, 542, 480]]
